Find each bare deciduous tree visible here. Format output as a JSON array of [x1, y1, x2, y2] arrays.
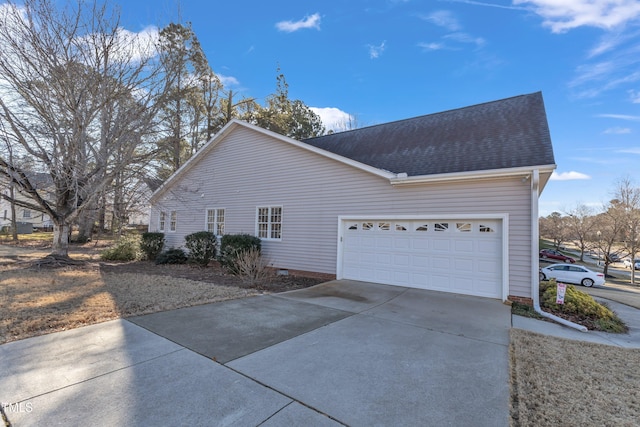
[[612, 177, 640, 285], [0, 0, 167, 259], [564, 203, 595, 262]]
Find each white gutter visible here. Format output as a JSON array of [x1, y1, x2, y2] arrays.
[[390, 164, 556, 185], [531, 169, 588, 332]]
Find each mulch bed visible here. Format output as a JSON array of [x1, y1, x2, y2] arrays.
[[98, 260, 327, 292]]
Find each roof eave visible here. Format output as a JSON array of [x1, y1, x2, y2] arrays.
[[389, 164, 557, 186]]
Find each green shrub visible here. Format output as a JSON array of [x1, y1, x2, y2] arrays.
[[185, 231, 217, 267], [155, 248, 187, 265], [140, 232, 165, 260], [540, 279, 627, 333], [219, 234, 262, 274], [100, 235, 141, 261]]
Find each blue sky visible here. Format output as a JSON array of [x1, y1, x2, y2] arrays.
[[121, 1, 639, 215]]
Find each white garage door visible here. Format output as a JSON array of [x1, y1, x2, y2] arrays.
[[341, 219, 503, 298]]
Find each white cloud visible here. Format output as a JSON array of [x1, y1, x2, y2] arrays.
[[598, 113, 640, 121], [421, 10, 461, 31], [275, 13, 321, 33], [218, 74, 239, 87], [513, 0, 640, 33], [367, 41, 386, 59], [446, 0, 526, 11], [110, 26, 159, 63], [629, 89, 640, 103], [310, 107, 353, 132], [603, 126, 632, 134], [550, 171, 591, 181], [617, 147, 640, 154], [418, 42, 448, 51], [444, 32, 486, 48]]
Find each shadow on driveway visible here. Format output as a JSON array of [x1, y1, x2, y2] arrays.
[[2, 280, 511, 426]]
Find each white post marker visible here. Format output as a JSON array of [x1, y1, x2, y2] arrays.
[[556, 282, 567, 305]]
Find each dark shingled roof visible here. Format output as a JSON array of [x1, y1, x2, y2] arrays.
[[303, 92, 555, 177]]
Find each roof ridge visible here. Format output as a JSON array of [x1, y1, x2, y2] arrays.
[[304, 91, 542, 141]]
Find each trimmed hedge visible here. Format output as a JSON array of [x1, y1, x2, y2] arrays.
[[140, 232, 165, 260], [185, 231, 217, 267], [155, 248, 187, 265], [219, 234, 262, 274]]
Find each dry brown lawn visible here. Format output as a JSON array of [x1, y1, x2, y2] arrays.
[[0, 241, 326, 344], [0, 263, 259, 344], [510, 329, 640, 427]]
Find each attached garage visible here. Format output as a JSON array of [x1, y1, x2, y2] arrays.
[[338, 216, 508, 299], [150, 92, 556, 304]]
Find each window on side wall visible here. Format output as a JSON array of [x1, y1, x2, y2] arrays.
[[256, 206, 282, 240], [170, 211, 177, 232], [159, 211, 166, 231], [206, 208, 225, 236]]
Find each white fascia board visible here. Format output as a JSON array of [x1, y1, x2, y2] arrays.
[[389, 164, 557, 186]]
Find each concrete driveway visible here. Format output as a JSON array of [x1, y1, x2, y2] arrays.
[[1, 280, 511, 426]]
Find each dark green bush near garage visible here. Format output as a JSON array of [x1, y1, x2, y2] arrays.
[[185, 231, 217, 267], [140, 232, 165, 260], [219, 234, 262, 274], [155, 248, 187, 265]]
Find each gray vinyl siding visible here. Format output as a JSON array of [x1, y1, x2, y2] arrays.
[[150, 126, 534, 298]]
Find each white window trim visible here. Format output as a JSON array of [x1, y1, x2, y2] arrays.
[[159, 211, 166, 232], [205, 208, 225, 237], [256, 205, 283, 241], [169, 211, 177, 232]]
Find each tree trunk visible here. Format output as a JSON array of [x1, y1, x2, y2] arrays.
[[76, 209, 96, 242], [51, 222, 71, 257], [9, 184, 18, 241]]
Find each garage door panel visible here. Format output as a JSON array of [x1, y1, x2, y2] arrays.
[[478, 259, 500, 274], [393, 254, 410, 267], [432, 239, 450, 251], [393, 237, 411, 249], [454, 240, 474, 252], [454, 258, 474, 272], [430, 274, 451, 290], [394, 271, 410, 285], [376, 236, 393, 249], [452, 277, 474, 292], [412, 238, 430, 250], [430, 256, 451, 269], [341, 218, 503, 298]]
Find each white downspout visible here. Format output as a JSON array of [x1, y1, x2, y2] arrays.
[[531, 169, 588, 332]]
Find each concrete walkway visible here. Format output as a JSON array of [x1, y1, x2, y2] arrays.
[[1, 281, 511, 427]]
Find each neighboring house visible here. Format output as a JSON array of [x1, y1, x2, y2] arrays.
[[149, 92, 556, 303], [0, 173, 53, 231]]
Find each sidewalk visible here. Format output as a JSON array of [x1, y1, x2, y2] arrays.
[[513, 297, 640, 348]]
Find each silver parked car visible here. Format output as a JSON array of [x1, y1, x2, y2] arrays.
[[540, 263, 605, 287]]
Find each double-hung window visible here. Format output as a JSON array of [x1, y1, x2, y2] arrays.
[[256, 206, 282, 240], [169, 211, 177, 232], [159, 212, 166, 231], [206, 208, 225, 236]]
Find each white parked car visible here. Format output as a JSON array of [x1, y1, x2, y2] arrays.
[[539, 263, 605, 287], [623, 259, 640, 270]]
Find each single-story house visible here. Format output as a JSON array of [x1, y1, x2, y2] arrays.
[[149, 92, 556, 303]]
